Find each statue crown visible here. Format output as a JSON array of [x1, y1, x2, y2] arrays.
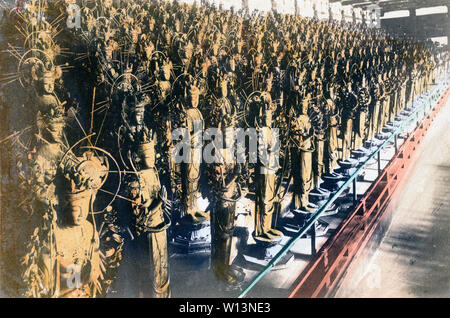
[[61, 152, 108, 195]]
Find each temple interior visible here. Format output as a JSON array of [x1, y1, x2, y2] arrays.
[[0, 0, 449, 298]]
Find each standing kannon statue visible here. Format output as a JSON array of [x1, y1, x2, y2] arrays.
[[340, 80, 358, 160], [291, 93, 315, 212], [253, 90, 283, 244], [181, 80, 208, 224], [396, 65, 408, 117], [310, 80, 328, 195], [157, 59, 173, 102], [367, 73, 384, 140], [33, 65, 64, 136], [128, 130, 171, 298], [207, 74, 245, 288], [120, 90, 171, 298], [171, 76, 211, 252], [354, 75, 371, 150], [323, 82, 340, 174], [379, 71, 393, 130], [31, 65, 67, 207], [387, 68, 400, 124], [34, 151, 108, 297]]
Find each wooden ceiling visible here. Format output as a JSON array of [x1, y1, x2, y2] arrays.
[[330, 0, 450, 13]]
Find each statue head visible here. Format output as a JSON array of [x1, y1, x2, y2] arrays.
[[59, 152, 108, 227], [362, 75, 367, 88], [181, 41, 194, 65], [333, 62, 338, 75], [162, 60, 172, 81], [133, 94, 150, 127], [347, 80, 352, 92], [293, 115, 311, 136], [42, 71, 55, 94], [138, 139, 156, 169], [255, 53, 263, 68], [301, 93, 310, 115], [188, 83, 200, 108], [237, 40, 244, 54], [260, 92, 274, 126], [117, 65, 136, 93], [127, 179, 140, 201], [63, 190, 91, 226], [105, 40, 118, 61], [220, 76, 228, 98], [103, 0, 113, 8], [131, 26, 142, 44], [316, 80, 323, 97], [229, 57, 236, 72], [134, 105, 145, 127], [144, 41, 155, 59], [328, 83, 336, 99]]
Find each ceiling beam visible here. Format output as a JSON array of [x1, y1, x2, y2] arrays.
[[335, 0, 449, 11]]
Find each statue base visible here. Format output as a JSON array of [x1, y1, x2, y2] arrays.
[[321, 202, 340, 217], [351, 147, 371, 163], [365, 139, 384, 149], [243, 236, 294, 270], [391, 119, 402, 128], [308, 187, 338, 216], [214, 265, 246, 292], [395, 114, 407, 122], [282, 210, 331, 236], [337, 158, 359, 176], [382, 125, 395, 134], [322, 172, 346, 192], [402, 106, 414, 114], [171, 219, 211, 254], [309, 186, 331, 203], [375, 131, 390, 140]]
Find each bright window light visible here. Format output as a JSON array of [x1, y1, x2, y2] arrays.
[[381, 10, 410, 19], [429, 36, 448, 46], [416, 6, 448, 16]]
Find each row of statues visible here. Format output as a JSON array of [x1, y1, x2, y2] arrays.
[[0, 0, 448, 297]]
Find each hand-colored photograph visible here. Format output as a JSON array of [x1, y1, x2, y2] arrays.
[[0, 0, 448, 302]]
